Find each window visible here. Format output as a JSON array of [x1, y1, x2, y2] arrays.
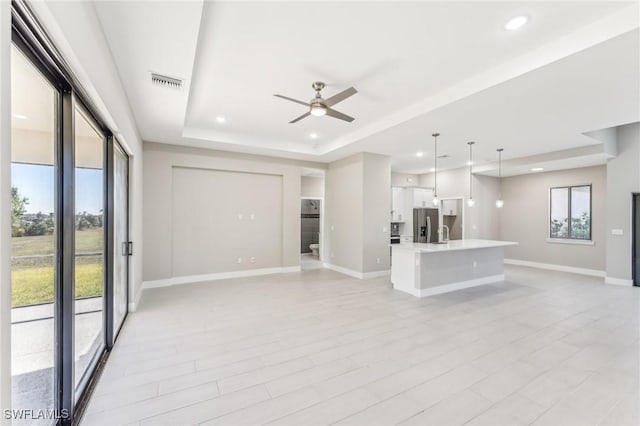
[[550, 185, 592, 240]]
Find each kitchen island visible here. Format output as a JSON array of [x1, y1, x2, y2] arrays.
[[391, 239, 518, 297]]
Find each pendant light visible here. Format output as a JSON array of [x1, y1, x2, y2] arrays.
[[432, 133, 440, 206], [496, 148, 504, 208], [467, 141, 475, 207]]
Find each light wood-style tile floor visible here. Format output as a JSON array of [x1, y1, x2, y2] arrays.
[[82, 266, 639, 425]]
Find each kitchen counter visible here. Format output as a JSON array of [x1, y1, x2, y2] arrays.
[[392, 239, 517, 253], [391, 239, 518, 298]]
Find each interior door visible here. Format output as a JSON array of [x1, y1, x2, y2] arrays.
[[113, 142, 129, 339]]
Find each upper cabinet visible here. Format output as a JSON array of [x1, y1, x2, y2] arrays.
[[442, 199, 458, 216], [391, 187, 405, 222], [391, 187, 435, 223], [412, 188, 432, 208]]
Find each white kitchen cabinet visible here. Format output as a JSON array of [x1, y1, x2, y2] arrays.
[[442, 199, 458, 216], [411, 188, 434, 208], [391, 187, 405, 222]]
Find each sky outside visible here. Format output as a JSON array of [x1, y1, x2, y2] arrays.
[[12, 163, 103, 215]]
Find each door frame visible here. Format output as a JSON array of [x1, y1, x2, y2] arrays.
[[300, 196, 324, 262], [632, 193, 639, 287]]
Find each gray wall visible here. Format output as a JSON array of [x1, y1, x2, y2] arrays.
[[301, 176, 324, 198], [419, 168, 501, 240], [500, 165, 606, 271], [325, 154, 364, 272], [171, 167, 283, 275], [606, 122, 640, 281], [391, 172, 419, 187], [143, 142, 325, 281], [325, 153, 391, 274], [363, 153, 392, 272]]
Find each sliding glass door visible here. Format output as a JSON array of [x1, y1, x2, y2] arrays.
[[10, 43, 58, 426], [73, 107, 105, 396], [113, 142, 129, 339], [9, 12, 131, 421]]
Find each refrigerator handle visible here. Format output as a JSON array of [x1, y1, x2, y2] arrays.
[[426, 216, 431, 243]]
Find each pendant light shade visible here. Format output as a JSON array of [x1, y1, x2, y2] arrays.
[[467, 141, 475, 207], [496, 148, 504, 208], [432, 133, 440, 206]]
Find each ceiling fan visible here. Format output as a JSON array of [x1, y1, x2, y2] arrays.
[[274, 82, 357, 124]]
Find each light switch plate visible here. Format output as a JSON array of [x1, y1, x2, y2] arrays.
[[611, 229, 623, 236]]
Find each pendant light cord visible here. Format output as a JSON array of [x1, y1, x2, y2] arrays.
[[432, 133, 439, 197]]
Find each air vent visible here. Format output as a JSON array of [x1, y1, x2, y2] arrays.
[[151, 72, 183, 90]]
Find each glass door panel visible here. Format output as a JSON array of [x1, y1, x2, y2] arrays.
[[113, 142, 129, 339], [10, 44, 58, 425], [73, 108, 105, 394]]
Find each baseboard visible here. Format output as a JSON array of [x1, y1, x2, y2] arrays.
[[323, 263, 363, 279], [322, 263, 390, 280], [362, 269, 391, 279], [394, 274, 505, 298], [504, 258, 605, 278], [143, 266, 302, 290], [604, 276, 634, 286]]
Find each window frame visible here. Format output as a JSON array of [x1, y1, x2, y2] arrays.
[[548, 184, 593, 242]]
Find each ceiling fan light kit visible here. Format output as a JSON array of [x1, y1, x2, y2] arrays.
[[275, 81, 357, 124]]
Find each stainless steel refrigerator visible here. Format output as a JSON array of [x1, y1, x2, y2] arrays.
[[413, 208, 439, 243]]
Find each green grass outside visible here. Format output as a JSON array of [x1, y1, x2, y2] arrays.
[[11, 229, 104, 307]]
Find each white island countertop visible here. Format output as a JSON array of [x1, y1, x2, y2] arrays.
[[392, 239, 518, 253]]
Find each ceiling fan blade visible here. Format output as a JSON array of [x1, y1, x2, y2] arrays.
[[289, 112, 311, 124], [325, 108, 354, 122], [274, 94, 310, 107], [324, 87, 357, 107]]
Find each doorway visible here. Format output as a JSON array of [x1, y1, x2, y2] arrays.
[[633, 193, 640, 286], [301, 198, 322, 270]]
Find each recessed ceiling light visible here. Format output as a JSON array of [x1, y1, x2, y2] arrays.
[[430, 167, 436, 172], [531, 167, 544, 172], [416, 152, 424, 157], [215, 116, 226, 123], [309, 133, 318, 139], [505, 15, 528, 30], [12, 114, 27, 119], [467, 161, 473, 166]]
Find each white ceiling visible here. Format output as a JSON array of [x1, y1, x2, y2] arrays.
[[93, 1, 640, 175]]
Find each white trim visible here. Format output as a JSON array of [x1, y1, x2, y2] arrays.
[[323, 263, 363, 279], [322, 263, 390, 280], [142, 266, 301, 289], [504, 258, 605, 277], [605, 276, 634, 286], [546, 238, 595, 246], [363, 269, 391, 279], [394, 274, 505, 298]]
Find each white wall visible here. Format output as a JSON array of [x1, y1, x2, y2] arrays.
[[606, 122, 640, 283], [419, 168, 501, 239], [325, 153, 391, 276], [301, 176, 324, 198], [143, 142, 326, 283], [0, 0, 12, 416], [30, 1, 145, 309], [500, 165, 607, 272]]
